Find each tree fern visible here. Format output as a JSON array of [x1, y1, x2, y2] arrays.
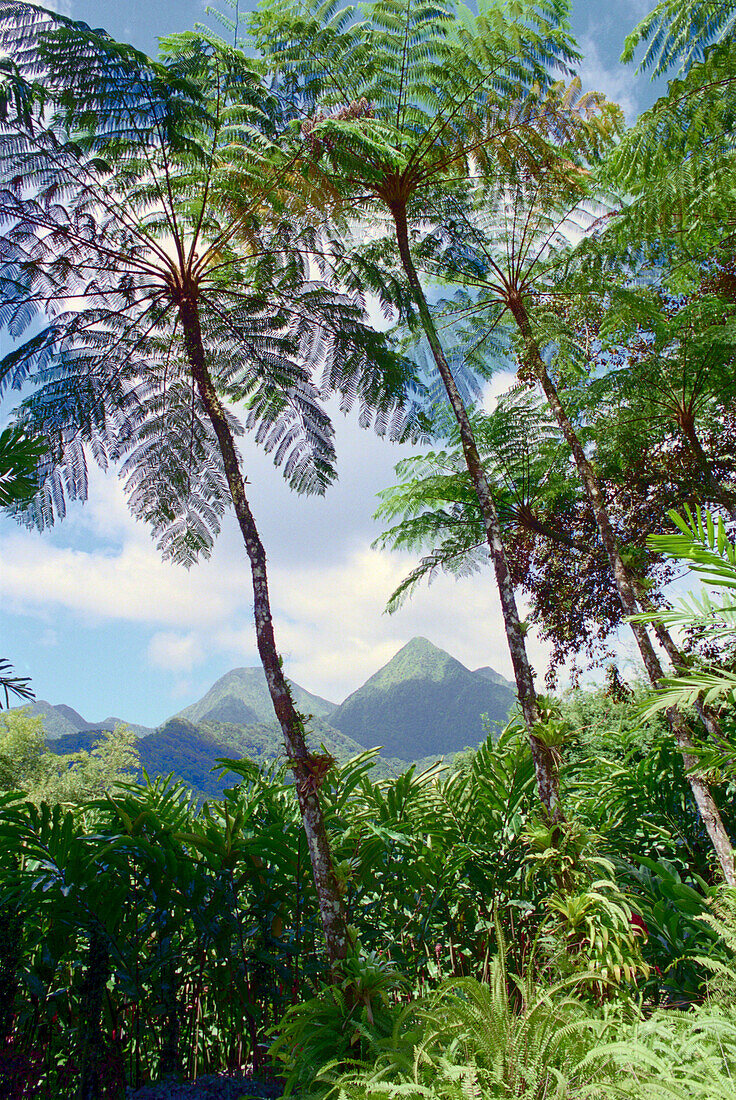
[[251, 0, 605, 822], [608, 0, 736, 249], [0, 1, 422, 965], [374, 391, 576, 614], [0, 5, 413, 557]]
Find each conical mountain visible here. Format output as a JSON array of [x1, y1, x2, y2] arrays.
[[329, 637, 515, 759], [175, 667, 336, 728]]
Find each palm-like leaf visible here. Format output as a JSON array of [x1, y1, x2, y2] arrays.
[[0, 423, 44, 507], [621, 0, 736, 78], [607, 0, 736, 251], [0, 658, 33, 709], [250, 0, 588, 312], [374, 390, 573, 611], [635, 507, 736, 715], [0, 4, 414, 561]]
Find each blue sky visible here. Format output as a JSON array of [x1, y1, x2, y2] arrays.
[[2, 0, 665, 725]]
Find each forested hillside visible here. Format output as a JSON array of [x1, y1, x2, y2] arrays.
[[1, 0, 736, 1096], [176, 666, 337, 726], [329, 637, 515, 757]]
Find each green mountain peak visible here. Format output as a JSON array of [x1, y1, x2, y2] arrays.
[[176, 666, 336, 727], [329, 637, 515, 759], [365, 637, 463, 689]]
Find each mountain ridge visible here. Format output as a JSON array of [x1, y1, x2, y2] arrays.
[[8, 638, 516, 793], [176, 666, 336, 727], [10, 700, 154, 741]]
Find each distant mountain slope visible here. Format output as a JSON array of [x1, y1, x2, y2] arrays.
[[204, 715, 370, 762], [53, 704, 95, 731], [50, 715, 382, 797], [473, 666, 514, 689], [50, 719, 243, 800], [19, 638, 515, 795], [136, 719, 244, 798], [7, 700, 153, 741], [329, 637, 515, 759], [11, 700, 80, 739], [176, 667, 336, 727]]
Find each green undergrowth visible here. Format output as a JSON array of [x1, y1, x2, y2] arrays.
[[1, 697, 735, 1096], [279, 932, 736, 1100]]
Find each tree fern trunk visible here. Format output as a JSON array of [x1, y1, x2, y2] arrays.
[[508, 294, 735, 884], [680, 417, 736, 520], [179, 295, 349, 965], [390, 202, 562, 823]]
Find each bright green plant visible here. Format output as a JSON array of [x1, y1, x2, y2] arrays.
[[270, 948, 405, 1095], [322, 945, 612, 1100], [0, 424, 44, 509], [629, 858, 720, 1002], [609, 0, 736, 248], [635, 508, 736, 715], [589, 997, 736, 1099], [0, 710, 140, 804], [0, 421, 41, 713], [522, 813, 649, 997]]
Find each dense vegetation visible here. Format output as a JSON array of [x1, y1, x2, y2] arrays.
[[1, 0, 736, 1095], [1, 695, 736, 1096], [0, 706, 721, 1091]]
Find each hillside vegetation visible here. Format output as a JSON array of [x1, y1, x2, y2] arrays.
[[330, 637, 515, 758]]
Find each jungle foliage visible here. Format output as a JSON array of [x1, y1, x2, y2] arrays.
[[0, 703, 733, 1097]]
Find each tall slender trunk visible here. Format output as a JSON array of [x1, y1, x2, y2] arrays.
[[680, 417, 736, 520], [633, 580, 730, 747], [390, 202, 561, 822], [179, 295, 349, 964], [508, 294, 735, 884]]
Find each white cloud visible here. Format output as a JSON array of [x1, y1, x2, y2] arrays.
[[29, 1, 73, 14], [0, 529, 239, 627], [482, 371, 517, 412], [577, 34, 641, 121], [0, 417, 553, 705], [148, 632, 204, 672], [260, 547, 549, 703], [170, 676, 197, 699], [0, 488, 550, 704]]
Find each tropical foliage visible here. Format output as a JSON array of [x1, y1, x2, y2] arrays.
[[0, 710, 140, 804], [0, 707, 733, 1095]]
